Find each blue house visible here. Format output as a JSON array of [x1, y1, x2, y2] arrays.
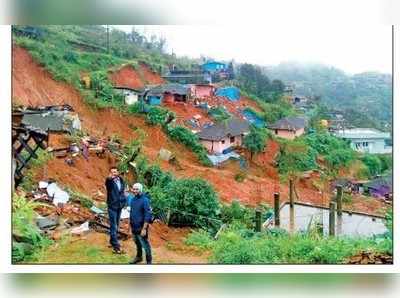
[[202, 61, 227, 73], [215, 86, 240, 101]]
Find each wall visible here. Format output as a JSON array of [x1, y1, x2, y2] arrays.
[[193, 85, 214, 98], [124, 92, 138, 105], [273, 128, 304, 140], [201, 134, 244, 154]]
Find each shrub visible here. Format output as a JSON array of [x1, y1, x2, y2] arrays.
[[164, 178, 220, 229], [12, 194, 52, 262], [185, 230, 214, 251], [361, 154, 383, 178], [165, 125, 212, 166], [146, 106, 172, 126], [234, 171, 247, 182], [208, 106, 231, 122], [243, 126, 267, 160]]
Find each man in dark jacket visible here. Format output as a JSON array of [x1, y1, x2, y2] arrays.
[[105, 166, 126, 254], [127, 182, 153, 264]]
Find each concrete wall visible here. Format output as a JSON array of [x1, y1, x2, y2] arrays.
[[272, 128, 304, 140], [201, 134, 244, 154]]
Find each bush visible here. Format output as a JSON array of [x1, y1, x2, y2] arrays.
[[360, 154, 382, 178], [208, 106, 231, 122], [165, 125, 212, 166], [234, 171, 247, 182], [243, 126, 267, 159], [146, 106, 172, 126], [185, 230, 214, 251], [277, 139, 317, 176], [12, 194, 52, 262], [164, 178, 220, 229]]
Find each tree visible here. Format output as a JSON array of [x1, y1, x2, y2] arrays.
[[243, 127, 267, 160], [361, 154, 382, 178]]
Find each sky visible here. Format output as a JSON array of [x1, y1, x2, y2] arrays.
[[113, 24, 392, 75]]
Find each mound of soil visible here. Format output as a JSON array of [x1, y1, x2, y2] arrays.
[[139, 63, 165, 85], [109, 64, 145, 89]]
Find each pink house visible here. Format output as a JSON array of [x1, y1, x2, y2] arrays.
[[197, 118, 250, 154], [269, 116, 307, 140], [191, 84, 215, 99]]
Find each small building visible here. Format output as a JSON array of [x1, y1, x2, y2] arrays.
[[144, 83, 190, 105], [113, 86, 142, 105], [269, 116, 307, 140], [333, 128, 392, 154], [191, 84, 215, 98], [215, 86, 240, 101], [201, 61, 227, 73], [197, 118, 250, 154]]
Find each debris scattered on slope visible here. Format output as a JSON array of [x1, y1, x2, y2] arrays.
[[347, 251, 393, 264]]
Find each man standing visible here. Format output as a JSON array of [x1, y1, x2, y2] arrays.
[[105, 166, 126, 254], [128, 183, 153, 264]]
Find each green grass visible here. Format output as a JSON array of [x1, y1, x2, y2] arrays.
[[35, 234, 130, 264]]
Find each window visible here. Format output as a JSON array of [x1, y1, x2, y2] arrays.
[[363, 142, 369, 147], [275, 129, 278, 134], [230, 136, 235, 143], [221, 140, 225, 144]]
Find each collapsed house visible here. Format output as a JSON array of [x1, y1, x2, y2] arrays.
[[269, 116, 307, 140], [197, 118, 250, 154], [191, 84, 215, 99]]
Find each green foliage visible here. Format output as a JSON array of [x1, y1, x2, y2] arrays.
[[377, 154, 393, 174], [361, 154, 382, 178], [243, 126, 267, 159], [237, 63, 285, 101], [146, 106, 173, 126], [19, 149, 51, 192], [164, 178, 220, 229], [234, 171, 247, 182], [165, 125, 212, 166], [185, 230, 214, 251], [264, 62, 392, 131], [209, 226, 392, 264], [277, 138, 317, 176], [12, 194, 52, 263], [208, 106, 231, 122], [325, 148, 356, 171]]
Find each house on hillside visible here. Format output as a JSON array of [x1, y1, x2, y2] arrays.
[[113, 86, 142, 105], [143, 83, 190, 105], [201, 61, 227, 73], [333, 128, 392, 154], [215, 86, 240, 101], [197, 118, 250, 154], [19, 105, 81, 147], [191, 84, 215, 99], [269, 116, 307, 140]]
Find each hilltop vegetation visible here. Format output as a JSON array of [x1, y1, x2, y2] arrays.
[[263, 62, 392, 131]]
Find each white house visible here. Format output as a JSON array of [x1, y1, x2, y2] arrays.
[[333, 128, 392, 154], [113, 87, 141, 105]]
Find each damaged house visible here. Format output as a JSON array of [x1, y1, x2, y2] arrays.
[[269, 116, 307, 140], [191, 84, 215, 99], [144, 83, 190, 105], [197, 118, 250, 154]]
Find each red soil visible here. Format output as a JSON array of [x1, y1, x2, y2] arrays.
[[109, 64, 145, 89], [162, 101, 213, 128], [139, 63, 165, 85], [12, 45, 386, 217]]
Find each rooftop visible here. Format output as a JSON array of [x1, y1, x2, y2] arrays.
[[269, 116, 307, 131], [197, 118, 250, 141], [333, 128, 390, 139]]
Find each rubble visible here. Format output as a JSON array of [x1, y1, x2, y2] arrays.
[[346, 251, 393, 264]]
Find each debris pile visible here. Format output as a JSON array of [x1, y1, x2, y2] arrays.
[[347, 251, 393, 264]]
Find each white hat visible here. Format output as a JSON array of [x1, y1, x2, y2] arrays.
[[132, 183, 143, 193]]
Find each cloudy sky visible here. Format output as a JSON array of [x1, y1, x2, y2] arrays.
[[114, 24, 392, 75]]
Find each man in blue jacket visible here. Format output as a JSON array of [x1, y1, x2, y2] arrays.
[[105, 166, 126, 254], [127, 183, 153, 264]]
